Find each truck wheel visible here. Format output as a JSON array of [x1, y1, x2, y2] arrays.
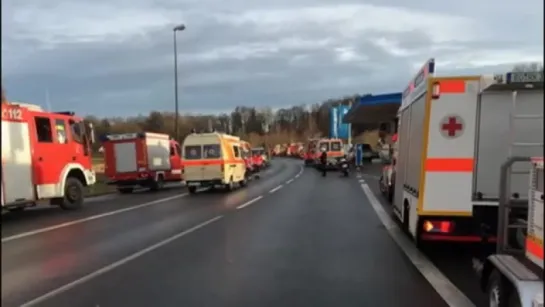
[[240, 176, 247, 187], [117, 187, 134, 194], [58, 177, 85, 210], [188, 186, 197, 194]]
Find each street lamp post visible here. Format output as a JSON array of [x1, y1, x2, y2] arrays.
[[173, 24, 186, 141]]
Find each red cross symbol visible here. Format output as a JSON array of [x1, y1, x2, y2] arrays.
[[441, 116, 463, 137]]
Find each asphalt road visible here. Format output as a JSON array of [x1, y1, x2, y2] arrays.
[[358, 164, 488, 307], [2, 158, 460, 307]]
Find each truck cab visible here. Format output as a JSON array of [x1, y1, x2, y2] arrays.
[[2, 102, 96, 212]]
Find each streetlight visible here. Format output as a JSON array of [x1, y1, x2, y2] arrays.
[[173, 23, 186, 141]]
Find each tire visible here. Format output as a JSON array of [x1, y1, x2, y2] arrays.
[[149, 175, 165, 192], [188, 186, 197, 194], [58, 177, 85, 210], [240, 177, 247, 187], [117, 187, 134, 194]]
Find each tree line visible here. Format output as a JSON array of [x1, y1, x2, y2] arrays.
[[84, 94, 381, 151]]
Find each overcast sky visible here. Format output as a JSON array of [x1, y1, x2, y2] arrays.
[[2, 0, 543, 117]]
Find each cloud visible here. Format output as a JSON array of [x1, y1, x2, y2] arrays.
[[2, 0, 543, 117]]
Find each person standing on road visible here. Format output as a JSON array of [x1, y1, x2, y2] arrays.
[[320, 147, 328, 177]]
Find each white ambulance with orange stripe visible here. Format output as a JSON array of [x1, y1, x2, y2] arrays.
[[393, 58, 543, 246], [182, 132, 247, 194]]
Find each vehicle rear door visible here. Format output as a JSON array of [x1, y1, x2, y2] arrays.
[[183, 145, 204, 181], [2, 105, 34, 203], [202, 144, 223, 180], [169, 142, 183, 180], [113, 138, 139, 173]]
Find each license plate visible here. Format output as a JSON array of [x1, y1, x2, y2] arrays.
[[188, 182, 200, 187]]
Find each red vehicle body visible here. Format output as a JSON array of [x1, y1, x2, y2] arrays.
[[101, 132, 183, 193], [251, 154, 264, 170], [2, 102, 96, 212], [304, 139, 319, 165], [240, 141, 256, 175]]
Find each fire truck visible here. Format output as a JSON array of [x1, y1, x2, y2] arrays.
[[393, 58, 543, 246], [478, 156, 543, 307], [1, 102, 96, 212], [101, 132, 183, 193]]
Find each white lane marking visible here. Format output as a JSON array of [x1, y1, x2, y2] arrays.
[[268, 185, 283, 194], [358, 179, 366, 183], [356, 174, 362, 179], [2, 193, 189, 243], [286, 179, 294, 184], [20, 215, 223, 307], [359, 183, 475, 307], [236, 196, 263, 210]]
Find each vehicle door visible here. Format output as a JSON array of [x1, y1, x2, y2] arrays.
[[183, 145, 203, 181], [202, 144, 223, 180], [32, 115, 68, 198], [169, 142, 183, 180], [230, 144, 244, 181]]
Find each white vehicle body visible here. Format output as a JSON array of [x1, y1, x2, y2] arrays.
[[393, 58, 543, 244], [182, 132, 246, 194]]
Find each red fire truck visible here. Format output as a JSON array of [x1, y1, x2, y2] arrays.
[[101, 132, 183, 193], [1, 102, 96, 212]]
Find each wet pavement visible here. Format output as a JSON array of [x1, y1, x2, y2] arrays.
[[1, 159, 477, 307]]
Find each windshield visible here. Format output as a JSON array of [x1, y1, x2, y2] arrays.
[[318, 142, 329, 152], [331, 141, 342, 151]]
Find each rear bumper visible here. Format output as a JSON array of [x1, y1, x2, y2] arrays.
[[419, 205, 498, 243], [186, 180, 224, 188]]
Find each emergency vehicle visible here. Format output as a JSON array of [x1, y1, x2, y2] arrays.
[[101, 132, 183, 193], [315, 138, 345, 169], [1, 102, 96, 212], [479, 157, 543, 307], [304, 139, 319, 166], [393, 58, 543, 245], [251, 147, 269, 168], [182, 132, 246, 194], [240, 141, 257, 176]]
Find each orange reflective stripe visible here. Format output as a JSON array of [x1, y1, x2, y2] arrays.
[[182, 159, 243, 166], [436, 80, 466, 93], [425, 158, 473, 172], [526, 237, 544, 260]]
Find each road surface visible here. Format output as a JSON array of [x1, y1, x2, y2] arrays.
[[2, 159, 480, 307]]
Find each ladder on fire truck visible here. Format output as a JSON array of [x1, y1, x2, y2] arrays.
[[497, 71, 544, 255]]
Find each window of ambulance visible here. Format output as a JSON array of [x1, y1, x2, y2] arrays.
[[203, 144, 221, 159], [331, 141, 342, 152], [184, 145, 202, 160], [318, 142, 329, 152]]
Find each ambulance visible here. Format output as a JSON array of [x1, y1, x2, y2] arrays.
[[2, 101, 96, 212], [182, 132, 246, 194], [393, 58, 543, 246], [101, 132, 183, 193], [316, 138, 345, 169]]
